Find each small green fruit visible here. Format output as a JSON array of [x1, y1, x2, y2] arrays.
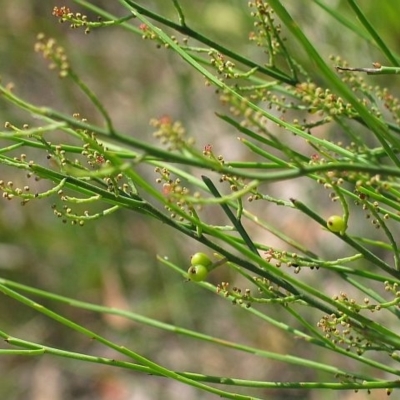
[[190, 252, 212, 268], [327, 215, 346, 233], [187, 265, 209, 282]]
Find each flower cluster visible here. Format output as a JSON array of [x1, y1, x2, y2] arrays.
[[0, 179, 33, 206], [316, 290, 398, 354], [150, 115, 194, 150], [317, 312, 367, 354], [155, 167, 197, 221], [209, 51, 237, 79], [295, 82, 355, 117], [264, 248, 320, 274], [52, 6, 71, 18], [34, 34, 70, 78], [376, 87, 400, 125], [1, 112, 130, 227], [139, 23, 158, 41], [353, 189, 393, 230], [216, 276, 303, 308], [52, 6, 90, 33], [248, 0, 284, 65]]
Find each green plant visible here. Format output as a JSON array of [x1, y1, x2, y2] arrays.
[[2, 1, 400, 399]]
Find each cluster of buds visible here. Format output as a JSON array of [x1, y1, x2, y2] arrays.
[[216, 277, 299, 307], [218, 89, 278, 134], [216, 281, 252, 308], [317, 312, 369, 354], [384, 280, 400, 296], [248, 0, 283, 61], [263, 248, 316, 274], [34, 34, 70, 78], [230, 286, 252, 308], [52, 6, 90, 34], [139, 23, 158, 41], [155, 167, 197, 221], [0, 161, 68, 210], [308, 153, 325, 166], [376, 87, 400, 125], [82, 143, 107, 169], [0, 179, 33, 205], [2, 112, 132, 226], [209, 51, 237, 79], [51, 201, 86, 226], [254, 276, 280, 296], [295, 82, 355, 117], [219, 89, 259, 119], [317, 291, 389, 353], [139, 24, 186, 50], [52, 6, 72, 18], [353, 189, 391, 230], [219, 172, 249, 198], [51, 194, 119, 226], [150, 115, 194, 151], [202, 144, 225, 165], [202, 145, 250, 195]]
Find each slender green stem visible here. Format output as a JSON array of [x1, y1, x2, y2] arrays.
[[6, 277, 397, 384], [346, 0, 399, 67], [2, 328, 400, 391], [202, 176, 260, 256], [337, 65, 400, 75], [0, 283, 271, 400], [67, 68, 114, 133], [171, 0, 186, 26]]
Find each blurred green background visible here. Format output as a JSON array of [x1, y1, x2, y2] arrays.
[[1, 1, 400, 399]]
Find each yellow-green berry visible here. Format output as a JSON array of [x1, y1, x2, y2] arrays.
[[327, 215, 346, 233], [187, 265, 209, 282], [190, 252, 212, 268]]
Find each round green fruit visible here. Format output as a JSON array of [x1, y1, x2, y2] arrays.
[[187, 265, 209, 282], [327, 215, 346, 233], [190, 252, 212, 268]]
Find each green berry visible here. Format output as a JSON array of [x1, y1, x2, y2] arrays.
[[190, 252, 212, 268], [327, 215, 346, 233], [187, 265, 209, 282]]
